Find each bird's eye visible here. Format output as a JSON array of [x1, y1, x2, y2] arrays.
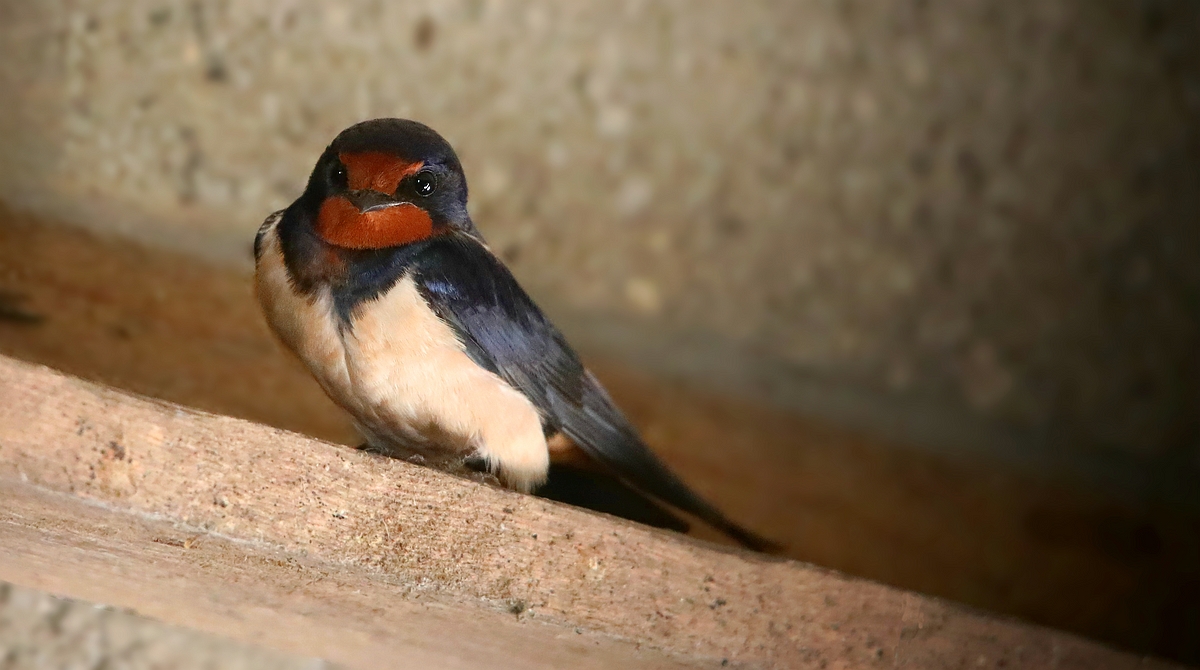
[[412, 171, 436, 197], [330, 163, 348, 189]]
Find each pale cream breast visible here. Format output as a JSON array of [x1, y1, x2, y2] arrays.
[[254, 218, 355, 407], [254, 215, 550, 492], [341, 275, 550, 491]]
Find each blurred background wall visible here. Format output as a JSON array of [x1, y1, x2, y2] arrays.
[[0, 0, 1197, 663]]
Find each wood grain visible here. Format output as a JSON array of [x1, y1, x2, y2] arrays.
[[0, 355, 1174, 669]]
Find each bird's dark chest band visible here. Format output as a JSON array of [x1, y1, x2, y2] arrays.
[[328, 246, 426, 325], [277, 223, 474, 351], [278, 207, 419, 311]]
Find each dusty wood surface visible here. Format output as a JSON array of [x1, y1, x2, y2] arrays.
[[0, 356, 1175, 669], [0, 479, 690, 670]]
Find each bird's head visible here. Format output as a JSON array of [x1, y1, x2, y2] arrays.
[[295, 118, 473, 250]]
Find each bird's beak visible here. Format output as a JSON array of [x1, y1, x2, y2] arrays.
[[344, 189, 407, 214]]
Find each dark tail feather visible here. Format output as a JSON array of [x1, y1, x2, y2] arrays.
[[704, 514, 783, 554], [534, 463, 690, 533], [554, 376, 783, 554]]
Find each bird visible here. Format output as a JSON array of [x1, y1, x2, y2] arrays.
[[254, 118, 776, 552]]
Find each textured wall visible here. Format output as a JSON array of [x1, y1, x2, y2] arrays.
[[0, 1, 1197, 472]]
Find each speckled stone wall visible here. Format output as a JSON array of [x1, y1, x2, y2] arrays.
[[0, 1, 1197, 473]]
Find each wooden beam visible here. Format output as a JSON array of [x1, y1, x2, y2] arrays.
[[0, 356, 1176, 669], [0, 478, 701, 670]]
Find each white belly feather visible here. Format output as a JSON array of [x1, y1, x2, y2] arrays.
[[254, 221, 549, 491]]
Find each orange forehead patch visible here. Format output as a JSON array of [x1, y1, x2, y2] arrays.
[[339, 152, 424, 194], [316, 196, 434, 250]]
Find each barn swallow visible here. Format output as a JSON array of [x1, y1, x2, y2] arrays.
[[254, 118, 775, 551]]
